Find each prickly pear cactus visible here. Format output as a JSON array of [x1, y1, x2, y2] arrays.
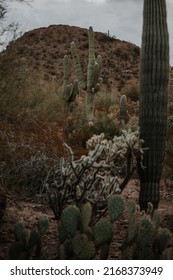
[[127, 200, 138, 243], [155, 228, 170, 254], [94, 219, 113, 247], [57, 194, 125, 260], [61, 205, 80, 237], [108, 194, 125, 222], [138, 216, 154, 248], [121, 202, 171, 260], [9, 217, 48, 260], [72, 233, 96, 260], [80, 202, 92, 233]]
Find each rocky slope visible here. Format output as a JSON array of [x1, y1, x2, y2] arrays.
[[0, 24, 140, 93]]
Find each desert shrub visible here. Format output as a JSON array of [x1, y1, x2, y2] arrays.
[[114, 47, 129, 60], [92, 111, 121, 138], [0, 76, 65, 121], [64, 93, 121, 152], [64, 112, 93, 155], [103, 30, 117, 42], [121, 81, 139, 102], [1, 152, 59, 193], [0, 56, 65, 121], [0, 119, 65, 193], [94, 91, 118, 113]]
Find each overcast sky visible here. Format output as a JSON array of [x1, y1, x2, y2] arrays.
[[5, 0, 173, 64]]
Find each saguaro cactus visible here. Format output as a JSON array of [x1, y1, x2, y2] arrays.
[[70, 26, 102, 121], [62, 55, 79, 108], [138, 0, 169, 210], [119, 94, 127, 124], [86, 26, 102, 120]]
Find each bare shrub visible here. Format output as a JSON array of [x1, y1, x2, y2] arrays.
[[121, 81, 139, 102]]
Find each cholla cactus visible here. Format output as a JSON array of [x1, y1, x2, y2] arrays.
[[47, 129, 144, 219], [167, 115, 173, 129], [86, 129, 144, 175]]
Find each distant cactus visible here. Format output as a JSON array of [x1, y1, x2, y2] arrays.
[[70, 26, 102, 120], [62, 55, 79, 109], [138, 0, 170, 210], [9, 217, 48, 260], [70, 42, 86, 90], [119, 94, 127, 124]]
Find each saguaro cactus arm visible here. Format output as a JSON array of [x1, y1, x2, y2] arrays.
[[70, 42, 86, 90], [62, 55, 79, 106]]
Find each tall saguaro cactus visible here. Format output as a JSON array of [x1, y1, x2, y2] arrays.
[[86, 26, 102, 120], [138, 0, 169, 210], [70, 26, 102, 121]]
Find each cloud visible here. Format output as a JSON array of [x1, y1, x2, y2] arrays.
[[84, 0, 106, 3], [4, 0, 173, 64]]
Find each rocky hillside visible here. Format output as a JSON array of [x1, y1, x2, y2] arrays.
[[0, 24, 140, 93]]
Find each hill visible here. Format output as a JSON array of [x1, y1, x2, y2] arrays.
[[0, 24, 140, 93]]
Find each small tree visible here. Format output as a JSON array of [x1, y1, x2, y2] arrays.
[[0, 0, 32, 47]]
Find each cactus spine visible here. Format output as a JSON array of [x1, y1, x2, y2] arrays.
[[138, 0, 169, 210]]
